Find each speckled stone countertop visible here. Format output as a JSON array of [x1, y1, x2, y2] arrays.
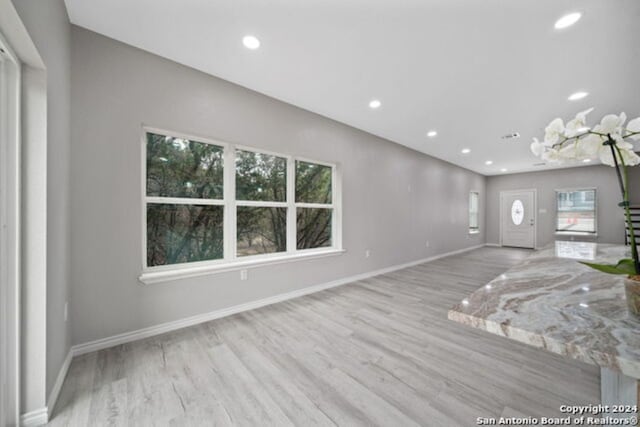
[[448, 241, 640, 379]]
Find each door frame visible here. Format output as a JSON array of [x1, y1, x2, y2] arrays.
[[0, 30, 21, 427], [499, 189, 537, 249]]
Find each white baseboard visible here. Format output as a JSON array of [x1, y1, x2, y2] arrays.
[[47, 350, 72, 415], [20, 407, 48, 427], [20, 350, 71, 426], [71, 243, 487, 357], [485, 243, 502, 247]]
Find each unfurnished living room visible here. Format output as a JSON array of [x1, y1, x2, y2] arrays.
[[1, 1, 640, 426]]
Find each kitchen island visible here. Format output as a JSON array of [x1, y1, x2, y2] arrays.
[[449, 241, 640, 421]]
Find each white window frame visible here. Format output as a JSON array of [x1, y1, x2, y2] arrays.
[[140, 126, 343, 284], [468, 191, 480, 234], [554, 187, 597, 236]]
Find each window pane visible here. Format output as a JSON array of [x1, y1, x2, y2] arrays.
[[557, 190, 596, 233], [235, 150, 286, 202], [297, 208, 332, 250], [147, 204, 223, 266], [469, 192, 479, 230], [146, 132, 224, 199], [237, 207, 287, 256], [295, 161, 332, 204]]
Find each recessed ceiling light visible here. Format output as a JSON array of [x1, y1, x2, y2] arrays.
[[242, 35, 261, 50], [583, 158, 592, 163], [368, 99, 381, 109], [500, 168, 508, 173], [555, 12, 582, 30], [485, 160, 493, 165], [568, 91, 588, 101], [427, 130, 438, 138], [461, 148, 471, 154]]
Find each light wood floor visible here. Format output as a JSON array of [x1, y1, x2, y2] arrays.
[[49, 247, 599, 426]]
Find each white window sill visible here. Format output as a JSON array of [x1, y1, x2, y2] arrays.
[[555, 231, 598, 237], [139, 248, 346, 285], [469, 230, 480, 235]]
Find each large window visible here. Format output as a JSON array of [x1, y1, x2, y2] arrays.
[[469, 191, 479, 233], [556, 189, 596, 234], [143, 129, 341, 273]]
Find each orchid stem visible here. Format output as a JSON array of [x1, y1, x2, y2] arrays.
[[612, 142, 640, 275], [607, 136, 626, 199]]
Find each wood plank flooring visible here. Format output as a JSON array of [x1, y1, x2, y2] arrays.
[[48, 247, 600, 426]]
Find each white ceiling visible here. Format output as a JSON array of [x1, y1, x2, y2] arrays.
[[64, 0, 640, 175]]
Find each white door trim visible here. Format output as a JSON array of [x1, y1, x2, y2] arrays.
[[499, 189, 537, 249], [0, 29, 21, 427]]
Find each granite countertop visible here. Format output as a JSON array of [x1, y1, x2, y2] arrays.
[[448, 241, 640, 379]]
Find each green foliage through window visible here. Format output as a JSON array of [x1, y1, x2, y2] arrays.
[[145, 130, 338, 268], [295, 161, 332, 204], [236, 150, 286, 202], [147, 204, 223, 266], [237, 207, 287, 256], [297, 208, 332, 250], [146, 132, 224, 199]]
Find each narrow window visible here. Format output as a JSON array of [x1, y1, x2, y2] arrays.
[[469, 192, 479, 233]]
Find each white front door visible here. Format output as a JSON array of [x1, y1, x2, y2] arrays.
[[501, 190, 536, 249]]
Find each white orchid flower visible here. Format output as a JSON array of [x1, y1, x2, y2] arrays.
[[533, 111, 640, 170], [579, 132, 636, 166], [627, 117, 640, 140], [597, 112, 627, 137], [541, 147, 563, 163], [530, 138, 545, 156], [544, 118, 565, 144], [564, 108, 594, 137], [599, 146, 640, 167], [579, 133, 605, 157], [555, 141, 591, 162]]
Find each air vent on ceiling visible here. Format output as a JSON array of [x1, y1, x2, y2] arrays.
[[533, 162, 546, 166], [501, 132, 521, 140]]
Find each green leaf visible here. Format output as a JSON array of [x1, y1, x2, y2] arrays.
[[615, 259, 638, 275], [580, 261, 630, 275]]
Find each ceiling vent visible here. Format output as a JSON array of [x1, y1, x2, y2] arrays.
[[501, 132, 521, 140], [533, 162, 546, 166]]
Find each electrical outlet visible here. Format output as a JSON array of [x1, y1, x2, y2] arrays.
[[365, 249, 371, 258], [64, 302, 68, 322], [240, 269, 248, 280]]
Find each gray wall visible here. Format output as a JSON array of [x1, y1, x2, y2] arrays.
[[486, 165, 640, 248], [12, 0, 71, 404], [70, 26, 486, 345]]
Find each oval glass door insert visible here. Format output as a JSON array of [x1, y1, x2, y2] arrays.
[[511, 199, 524, 225]]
